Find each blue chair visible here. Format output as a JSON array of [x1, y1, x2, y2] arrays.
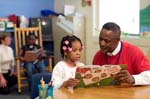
[[30, 72, 52, 99]]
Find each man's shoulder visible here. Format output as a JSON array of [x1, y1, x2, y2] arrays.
[[93, 50, 105, 64], [122, 41, 139, 49], [94, 50, 104, 57], [122, 41, 142, 53]]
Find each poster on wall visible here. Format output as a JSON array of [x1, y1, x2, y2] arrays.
[[140, 6, 150, 35]]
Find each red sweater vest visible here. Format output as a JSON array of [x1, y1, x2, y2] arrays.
[[93, 42, 150, 75]]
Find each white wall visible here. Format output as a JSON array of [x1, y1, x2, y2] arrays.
[[54, 0, 150, 65]]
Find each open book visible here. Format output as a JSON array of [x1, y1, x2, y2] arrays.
[[23, 49, 43, 62], [75, 64, 126, 88]]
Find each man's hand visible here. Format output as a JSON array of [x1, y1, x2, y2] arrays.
[[62, 78, 79, 88], [113, 70, 135, 85]]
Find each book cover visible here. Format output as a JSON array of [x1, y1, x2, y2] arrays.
[[75, 64, 126, 88], [23, 49, 42, 62]]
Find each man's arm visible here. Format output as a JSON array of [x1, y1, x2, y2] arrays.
[[133, 71, 150, 85], [114, 70, 150, 85]]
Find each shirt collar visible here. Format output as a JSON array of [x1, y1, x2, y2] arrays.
[[107, 41, 121, 56]]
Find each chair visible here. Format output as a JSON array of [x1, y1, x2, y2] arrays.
[[30, 72, 52, 99], [14, 24, 53, 93]]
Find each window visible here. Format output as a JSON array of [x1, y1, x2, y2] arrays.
[[93, 0, 139, 36]]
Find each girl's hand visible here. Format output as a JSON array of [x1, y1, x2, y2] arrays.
[[0, 75, 7, 88], [62, 78, 79, 88]]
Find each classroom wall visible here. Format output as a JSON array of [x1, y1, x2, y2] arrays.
[[54, 0, 150, 65], [53, 0, 92, 64], [0, 0, 54, 17]]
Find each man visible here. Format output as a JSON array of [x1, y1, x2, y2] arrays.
[[93, 22, 150, 85]]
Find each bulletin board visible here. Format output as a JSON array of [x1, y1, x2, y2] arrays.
[[140, 5, 150, 33]]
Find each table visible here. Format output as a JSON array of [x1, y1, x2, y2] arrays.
[[53, 86, 150, 99]]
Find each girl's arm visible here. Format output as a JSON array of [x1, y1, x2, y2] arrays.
[[51, 65, 64, 89]]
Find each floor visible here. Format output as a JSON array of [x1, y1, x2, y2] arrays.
[[0, 86, 30, 99]]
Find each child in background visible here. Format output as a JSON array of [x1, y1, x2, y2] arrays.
[[50, 35, 84, 89], [19, 33, 45, 90]]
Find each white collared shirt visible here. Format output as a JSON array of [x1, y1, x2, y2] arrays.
[[107, 41, 121, 56], [133, 71, 150, 85]]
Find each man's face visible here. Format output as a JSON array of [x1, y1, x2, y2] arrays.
[[99, 28, 119, 53]]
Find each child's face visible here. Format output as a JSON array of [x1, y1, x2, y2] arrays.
[[27, 35, 36, 45], [66, 40, 82, 62]]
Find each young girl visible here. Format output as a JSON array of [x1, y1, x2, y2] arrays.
[[0, 32, 17, 94], [50, 35, 84, 89]]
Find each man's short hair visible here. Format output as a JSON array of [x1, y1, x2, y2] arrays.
[[102, 22, 121, 37]]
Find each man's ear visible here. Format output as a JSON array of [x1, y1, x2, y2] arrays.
[[115, 35, 120, 41], [117, 38, 120, 41]]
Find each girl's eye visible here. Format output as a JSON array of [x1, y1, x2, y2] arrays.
[[72, 49, 77, 52], [72, 48, 82, 52]]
